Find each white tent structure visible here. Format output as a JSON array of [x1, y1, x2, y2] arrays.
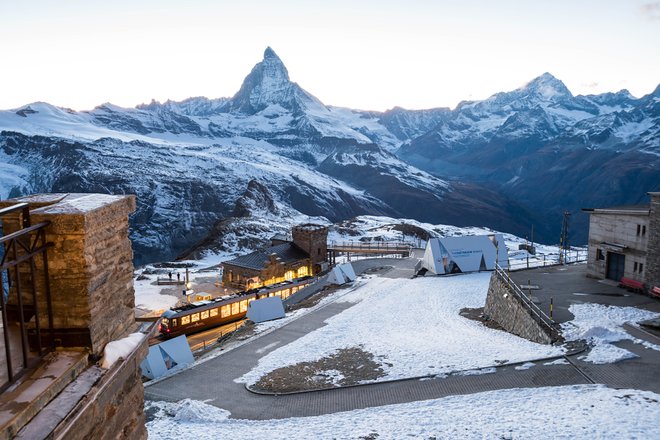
[[247, 296, 286, 323], [140, 335, 194, 380], [422, 234, 508, 275], [327, 263, 357, 285]]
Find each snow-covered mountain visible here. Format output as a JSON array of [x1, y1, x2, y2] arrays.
[[1, 48, 657, 261]]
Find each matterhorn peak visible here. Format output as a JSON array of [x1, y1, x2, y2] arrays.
[[522, 72, 572, 100]]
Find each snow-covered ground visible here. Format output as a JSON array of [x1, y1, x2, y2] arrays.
[[562, 303, 660, 364], [236, 273, 563, 385], [146, 384, 660, 439]]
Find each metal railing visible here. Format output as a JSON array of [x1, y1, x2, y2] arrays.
[[328, 241, 413, 253], [0, 203, 54, 392], [494, 263, 560, 341], [507, 249, 588, 272]]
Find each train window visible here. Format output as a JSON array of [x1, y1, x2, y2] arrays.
[[231, 302, 240, 315], [210, 308, 218, 317], [162, 317, 169, 326], [240, 300, 248, 313], [191, 313, 200, 323], [201, 310, 209, 320], [172, 319, 177, 327], [221, 305, 230, 318], [181, 316, 190, 325]]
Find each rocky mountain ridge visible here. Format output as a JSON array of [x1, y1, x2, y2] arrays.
[[1, 48, 657, 262]]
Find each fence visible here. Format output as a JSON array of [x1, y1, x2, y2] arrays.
[[507, 249, 588, 272], [494, 263, 560, 341], [0, 203, 55, 392]]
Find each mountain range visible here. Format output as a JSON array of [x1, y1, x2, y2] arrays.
[[1, 47, 658, 264]]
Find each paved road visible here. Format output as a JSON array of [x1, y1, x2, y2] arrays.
[[145, 260, 660, 420]]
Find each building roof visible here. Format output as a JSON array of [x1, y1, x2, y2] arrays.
[[582, 204, 649, 215], [223, 242, 309, 271]]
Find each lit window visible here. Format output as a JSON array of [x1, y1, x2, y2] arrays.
[[240, 300, 248, 313], [181, 316, 190, 325], [191, 313, 200, 323], [221, 305, 230, 318], [172, 319, 177, 327], [210, 308, 218, 317], [231, 302, 240, 315], [201, 310, 209, 320]]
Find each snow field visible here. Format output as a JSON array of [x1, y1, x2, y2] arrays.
[[562, 303, 660, 364], [146, 385, 660, 439], [236, 273, 563, 385]]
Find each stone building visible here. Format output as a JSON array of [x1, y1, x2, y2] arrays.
[[222, 224, 328, 289], [0, 193, 149, 439], [583, 192, 660, 288]]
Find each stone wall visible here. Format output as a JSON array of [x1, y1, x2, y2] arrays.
[[484, 273, 553, 345], [52, 337, 148, 440], [292, 224, 328, 266], [0, 193, 136, 355], [646, 193, 660, 289]]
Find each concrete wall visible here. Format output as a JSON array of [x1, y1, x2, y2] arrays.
[[646, 193, 660, 289], [484, 274, 553, 345], [585, 210, 649, 282]]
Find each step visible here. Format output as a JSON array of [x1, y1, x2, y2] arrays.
[[0, 350, 88, 440]]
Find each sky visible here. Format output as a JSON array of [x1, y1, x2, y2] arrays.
[[0, 0, 659, 112]]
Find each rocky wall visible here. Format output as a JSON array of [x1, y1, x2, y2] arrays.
[[646, 193, 660, 289], [484, 273, 553, 345]]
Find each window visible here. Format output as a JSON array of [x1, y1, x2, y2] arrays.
[[210, 308, 218, 317], [172, 319, 177, 327], [221, 305, 230, 318], [596, 249, 604, 261], [642, 225, 646, 236], [201, 310, 209, 320], [240, 300, 248, 313], [637, 224, 641, 236], [231, 302, 240, 315], [181, 315, 190, 325], [191, 313, 200, 323], [639, 263, 644, 273], [318, 248, 321, 255], [634, 262, 638, 272]]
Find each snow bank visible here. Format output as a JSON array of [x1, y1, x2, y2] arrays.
[[237, 274, 562, 385], [100, 333, 145, 369], [562, 303, 660, 364], [146, 385, 660, 439]]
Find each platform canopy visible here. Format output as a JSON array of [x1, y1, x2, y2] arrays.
[[422, 234, 508, 275]]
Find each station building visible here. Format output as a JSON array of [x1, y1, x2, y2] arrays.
[[221, 224, 328, 289], [583, 192, 660, 289]]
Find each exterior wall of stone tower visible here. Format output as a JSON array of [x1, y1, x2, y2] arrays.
[[292, 224, 328, 265], [646, 192, 660, 289]]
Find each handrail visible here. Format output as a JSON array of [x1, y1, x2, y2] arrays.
[[494, 263, 559, 338]]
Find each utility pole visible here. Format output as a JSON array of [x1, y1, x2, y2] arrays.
[[559, 211, 571, 264]]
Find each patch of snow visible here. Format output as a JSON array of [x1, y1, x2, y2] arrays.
[[543, 358, 569, 366], [236, 274, 562, 386], [514, 362, 536, 371], [100, 332, 144, 369], [146, 385, 660, 439], [579, 344, 638, 364]]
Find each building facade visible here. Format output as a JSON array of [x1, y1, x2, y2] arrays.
[[584, 192, 660, 288], [222, 224, 328, 289]]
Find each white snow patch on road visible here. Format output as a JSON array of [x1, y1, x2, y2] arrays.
[[237, 274, 562, 385], [562, 303, 660, 364], [133, 274, 180, 312], [146, 385, 660, 439], [514, 362, 536, 371]]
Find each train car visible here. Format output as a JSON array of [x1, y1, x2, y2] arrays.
[[158, 276, 313, 338]]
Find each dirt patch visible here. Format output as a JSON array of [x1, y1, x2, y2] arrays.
[[251, 346, 386, 393], [459, 307, 505, 331]]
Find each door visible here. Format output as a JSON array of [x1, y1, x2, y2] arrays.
[[606, 252, 625, 281]]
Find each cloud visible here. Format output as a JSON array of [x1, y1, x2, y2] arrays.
[[582, 82, 600, 89], [640, 2, 660, 20]]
